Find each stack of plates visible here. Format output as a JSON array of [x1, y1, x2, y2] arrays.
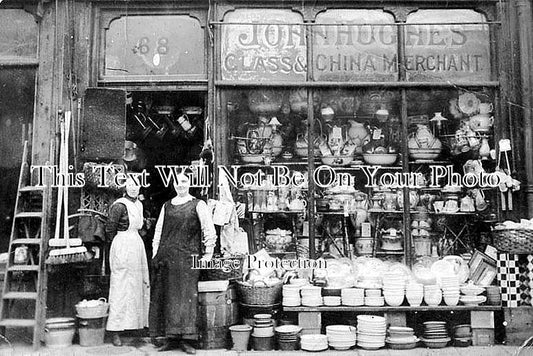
[[282, 285, 301, 307], [326, 325, 357, 350], [253, 314, 274, 337], [382, 273, 406, 306], [301, 286, 323, 307], [386, 326, 419, 350], [421, 321, 450, 348], [275, 325, 302, 347], [424, 285, 442, 306], [323, 296, 341, 306], [453, 324, 472, 347], [406, 283, 424, 306], [365, 289, 384, 306], [300, 334, 328, 352], [441, 276, 460, 306], [341, 288, 364, 306], [357, 315, 386, 350]]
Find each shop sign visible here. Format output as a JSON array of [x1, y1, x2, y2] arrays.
[[220, 9, 306, 82], [103, 15, 206, 81], [312, 10, 398, 82], [405, 10, 491, 82]]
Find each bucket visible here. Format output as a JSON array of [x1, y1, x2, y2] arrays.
[[77, 315, 106, 347], [278, 339, 298, 351], [251, 335, 275, 351], [45, 318, 75, 348], [198, 286, 238, 349], [229, 325, 252, 351]]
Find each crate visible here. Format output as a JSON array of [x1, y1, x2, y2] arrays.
[[472, 328, 495, 346]]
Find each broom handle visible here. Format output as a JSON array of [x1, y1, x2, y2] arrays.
[[53, 120, 65, 240], [63, 112, 71, 248]]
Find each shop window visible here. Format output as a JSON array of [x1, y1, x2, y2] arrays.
[[0, 9, 38, 59], [102, 15, 206, 82]]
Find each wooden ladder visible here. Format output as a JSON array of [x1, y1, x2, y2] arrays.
[[0, 140, 51, 349]]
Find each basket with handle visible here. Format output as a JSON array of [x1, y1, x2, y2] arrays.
[[236, 281, 282, 305], [492, 229, 533, 254], [75, 297, 109, 318]]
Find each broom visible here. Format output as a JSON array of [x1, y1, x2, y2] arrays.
[[47, 111, 89, 264]]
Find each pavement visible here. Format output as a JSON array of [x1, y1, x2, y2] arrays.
[[0, 339, 529, 356]]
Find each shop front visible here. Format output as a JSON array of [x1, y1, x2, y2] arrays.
[[1, 0, 533, 351]]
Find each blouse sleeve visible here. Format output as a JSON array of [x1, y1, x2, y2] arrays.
[[105, 202, 127, 241], [152, 205, 166, 258], [196, 200, 217, 249]]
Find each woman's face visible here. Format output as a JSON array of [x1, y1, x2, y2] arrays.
[[173, 174, 191, 197], [125, 179, 140, 198]]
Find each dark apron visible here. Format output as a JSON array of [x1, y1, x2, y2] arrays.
[[149, 199, 201, 337]]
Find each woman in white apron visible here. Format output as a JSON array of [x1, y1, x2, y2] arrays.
[[105, 178, 150, 346]]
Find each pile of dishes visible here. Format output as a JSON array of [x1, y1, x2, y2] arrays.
[[421, 321, 450, 348], [356, 315, 386, 350], [326, 325, 357, 350], [406, 282, 424, 306], [365, 288, 384, 306], [323, 295, 341, 306], [252, 314, 275, 351], [300, 286, 323, 307], [424, 285, 442, 306], [382, 272, 406, 306], [282, 284, 301, 307], [300, 334, 328, 352], [386, 326, 418, 350], [275, 325, 302, 351], [453, 324, 472, 347], [460, 282, 486, 306], [341, 288, 364, 306], [440, 276, 460, 306]]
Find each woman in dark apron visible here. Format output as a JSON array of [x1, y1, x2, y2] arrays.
[[150, 173, 216, 353]]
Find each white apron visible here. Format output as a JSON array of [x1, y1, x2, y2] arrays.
[[106, 197, 150, 331]]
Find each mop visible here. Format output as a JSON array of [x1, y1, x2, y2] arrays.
[[47, 111, 89, 264]]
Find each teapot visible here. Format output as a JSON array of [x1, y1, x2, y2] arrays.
[[469, 114, 494, 133], [289, 198, 307, 211]]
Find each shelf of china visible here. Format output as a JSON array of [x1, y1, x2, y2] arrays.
[[283, 305, 501, 312]]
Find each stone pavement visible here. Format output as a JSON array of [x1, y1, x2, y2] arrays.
[[0, 340, 528, 356]]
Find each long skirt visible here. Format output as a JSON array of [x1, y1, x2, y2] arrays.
[[106, 230, 150, 331]]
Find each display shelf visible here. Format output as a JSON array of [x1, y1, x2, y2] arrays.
[[408, 160, 451, 165], [375, 250, 404, 255], [249, 210, 306, 214], [284, 305, 502, 312], [235, 161, 319, 168]]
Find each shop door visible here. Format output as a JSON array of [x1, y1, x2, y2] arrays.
[[80, 88, 126, 162]]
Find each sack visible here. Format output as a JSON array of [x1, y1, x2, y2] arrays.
[[220, 209, 249, 255], [83, 162, 125, 192]]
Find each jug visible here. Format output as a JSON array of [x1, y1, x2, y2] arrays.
[[348, 120, 370, 151], [479, 136, 491, 160]]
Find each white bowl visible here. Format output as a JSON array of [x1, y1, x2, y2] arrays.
[[363, 153, 398, 165], [460, 284, 485, 296], [444, 295, 460, 306], [385, 295, 405, 306]]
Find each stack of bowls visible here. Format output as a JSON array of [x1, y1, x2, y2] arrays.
[[323, 296, 341, 306], [282, 284, 301, 307], [440, 276, 460, 306], [301, 286, 323, 307], [453, 324, 472, 347], [424, 285, 442, 306], [252, 314, 275, 351], [356, 315, 386, 350], [386, 326, 418, 350], [300, 334, 328, 352], [365, 289, 384, 306], [421, 321, 450, 348], [326, 325, 357, 350], [275, 325, 302, 351], [486, 286, 501, 305], [382, 273, 406, 306], [341, 288, 364, 306], [406, 283, 424, 306]]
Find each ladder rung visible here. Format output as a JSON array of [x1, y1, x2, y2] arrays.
[[12, 239, 42, 245], [0, 319, 36, 327], [19, 186, 44, 192], [3, 292, 38, 300], [8, 265, 39, 272], [15, 212, 43, 219]]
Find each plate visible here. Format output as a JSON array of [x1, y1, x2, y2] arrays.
[[458, 93, 480, 116]]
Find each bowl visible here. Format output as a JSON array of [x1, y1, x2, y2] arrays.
[[421, 337, 450, 348], [460, 284, 485, 296], [240, 154, 264, 164], [409, 148, 441, 161], [321, 155, 354, 166], [363, 153, 398, 165]]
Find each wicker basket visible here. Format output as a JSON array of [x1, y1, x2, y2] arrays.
[[236, 281, 282, 305], [75, 298, 109, 318], [200, 256, 245, 281], [493, 229, 533, 254]]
